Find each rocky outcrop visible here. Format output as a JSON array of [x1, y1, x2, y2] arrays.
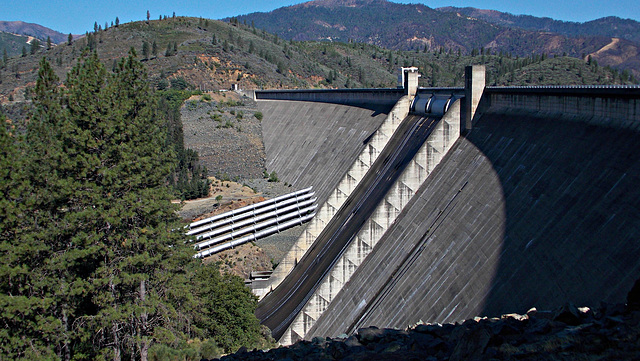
[[211, 301, 640, 360]]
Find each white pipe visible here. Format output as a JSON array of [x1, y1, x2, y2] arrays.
[[188, 186, 313, 229], [187, 192, 316, 236], [193, 198, 317, 242], [195, 212, 317, 258], [194, 204, 318, 249]]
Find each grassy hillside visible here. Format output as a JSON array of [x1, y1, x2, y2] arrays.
[[0, 16, 636, 107]]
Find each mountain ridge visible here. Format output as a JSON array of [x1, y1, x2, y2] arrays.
[[0, 21, 70, 44], [236, 0, 640, 77], [436, 7, 640, 44], [0, 16, 635, 109]]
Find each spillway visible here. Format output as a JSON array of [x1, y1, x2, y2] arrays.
[[256, 113, 441, 339]]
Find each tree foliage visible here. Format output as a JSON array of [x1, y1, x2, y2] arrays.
[[158, 88, 211, 200], [0, 53, 267, 360]]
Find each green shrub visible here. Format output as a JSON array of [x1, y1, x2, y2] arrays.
[[170, 77, 191, 90], [268, 171, 278, 182]]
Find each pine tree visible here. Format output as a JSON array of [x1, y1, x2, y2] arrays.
[[0, 57, 76, 360], [1, 53, 267, 360], [142, 41, 150, 59], [78, 50, 195, 360], [31, 39, 40, 55], [0, 113, 60, 359]]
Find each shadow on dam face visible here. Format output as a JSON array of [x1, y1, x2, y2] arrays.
[[307, 109, 640, 338], [471, 111, 640, 317]]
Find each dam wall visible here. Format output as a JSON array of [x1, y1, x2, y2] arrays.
[[258, 96, 412, 295], [484, 86, 640, 130], [256, 88, 404, 108], [307, 96, 640, 338], [254, 71, 640, 343], [282, 101, 462, 344]]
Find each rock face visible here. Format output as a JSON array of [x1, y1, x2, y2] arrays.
[[181, 93, 266, 180], [209, 302, 640, 360]]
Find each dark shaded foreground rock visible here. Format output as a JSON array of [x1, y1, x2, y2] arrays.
[[209, 301, 640, 360], [628, 277, 640, 311]]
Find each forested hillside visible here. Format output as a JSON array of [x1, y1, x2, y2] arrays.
[[0, 15, 635, 106], [0, 21, 70, 44], [0, 21, 72, 58], [236, 0, 640, 78], [0, 32, 32, 58], [437, 7, 640, 44]]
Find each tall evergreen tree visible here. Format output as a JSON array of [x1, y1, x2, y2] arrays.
[[61, 50, 188, 360], [30, 39, 40, 54], [0, 57, 74, 360], [142, 41, 150, 59], [0, 53, 267, 361], [151, 40, 158, 57]]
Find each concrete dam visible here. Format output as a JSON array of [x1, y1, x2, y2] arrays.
[[253, 67, 640, 344]]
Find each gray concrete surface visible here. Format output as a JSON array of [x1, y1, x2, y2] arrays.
[[307, 109, 640, 338], [259, 100, 392, 206], [256, 114, 440, 341]]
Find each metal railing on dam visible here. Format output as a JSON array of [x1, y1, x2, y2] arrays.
[[255, 88, 405, 107], [187, 188, 318, 258], [483, 85, 640, 130]]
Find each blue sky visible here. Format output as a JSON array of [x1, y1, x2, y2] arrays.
[[2, 0, 639, 35]]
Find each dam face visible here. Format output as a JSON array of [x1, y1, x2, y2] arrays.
[[256, 74, 640, 343], [308, 108, 640, 337], [259, 100, 393, 205]]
